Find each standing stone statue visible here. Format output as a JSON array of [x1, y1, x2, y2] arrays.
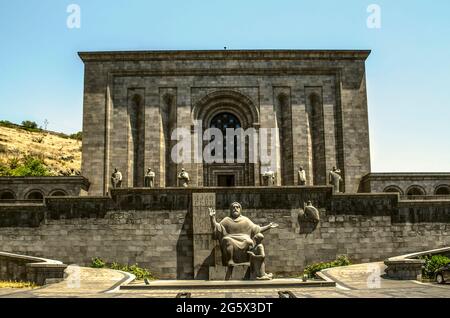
[[111, 168, 123, 189], [328, 167, 342, 193], [209, 202, 278, 270], [247, 233, 273, 280], [178, 168, 190, 187], [144, 168, 155, 188], [298, 166, 306, 186], [262, 167, 275, 186]]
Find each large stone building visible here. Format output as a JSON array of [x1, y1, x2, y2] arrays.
[[0, 49, 449, 280], [1, 49, 449, 201], [79, 50, 372, 195]]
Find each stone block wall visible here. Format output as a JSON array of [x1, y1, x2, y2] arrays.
[[0, 187, 449, 280]]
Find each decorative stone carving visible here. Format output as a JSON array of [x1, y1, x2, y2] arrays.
[[144, 168, 155, 188], [209, 202, 278, 280], [298, 201, 320, 234], [178, 168, 190, 187], [329, 167, 342, 193], [303, 201, 320, 222], [298, 166, 306, 186], [111, 168, 122, 189]]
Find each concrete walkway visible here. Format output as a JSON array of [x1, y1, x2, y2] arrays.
[[0, 265, 132, 298], [0, 263, 449, 298]]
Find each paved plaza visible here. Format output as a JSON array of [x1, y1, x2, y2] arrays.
[[0, 262, 448, 298]]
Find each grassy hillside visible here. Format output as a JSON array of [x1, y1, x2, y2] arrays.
[[0, 121, 81, 176]]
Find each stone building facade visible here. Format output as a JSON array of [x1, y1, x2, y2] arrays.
[[361, 173, 450, 196], [79, 50, 372, 195]]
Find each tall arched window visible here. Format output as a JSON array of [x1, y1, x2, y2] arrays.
[[308, 93, 326, 185], [129, 94, 145, 187], [209, 112, 241, 160]]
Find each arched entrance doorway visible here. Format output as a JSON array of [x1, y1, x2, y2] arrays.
[[193, 91, 260, 187]]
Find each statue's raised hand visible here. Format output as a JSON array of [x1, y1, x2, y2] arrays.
[[209, 208, 216, 217], [269, 222, 279, 229]]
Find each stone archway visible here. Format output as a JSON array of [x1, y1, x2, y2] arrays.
[[406, 185, 426, 197], [192, 90, 260, 187]]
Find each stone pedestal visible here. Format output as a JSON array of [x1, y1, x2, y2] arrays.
[[209, 264, 251, 281]]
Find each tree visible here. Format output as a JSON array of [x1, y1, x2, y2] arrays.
[[21, 120, 38, 130]]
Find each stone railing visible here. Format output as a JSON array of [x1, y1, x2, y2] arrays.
[[0, 252, 67, 285], [384, 247, 450, 281]]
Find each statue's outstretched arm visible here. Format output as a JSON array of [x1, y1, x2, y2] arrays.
[[261, 222, 279, 233]]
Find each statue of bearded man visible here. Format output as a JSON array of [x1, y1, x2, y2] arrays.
[[209, 202, 278, 266]]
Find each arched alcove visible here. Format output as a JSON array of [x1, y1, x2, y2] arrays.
[[26, 190, 44, 201], [406, 185, 426, 197], [50, 190, 68, 197], [383, 186, 404, 195], [435, 185, 450, 195], [0, 190, 16, 200]]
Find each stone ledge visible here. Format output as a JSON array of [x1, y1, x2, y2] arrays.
[[0, 251, 67, 286], [78, 49, 371, 62], [120, 278, 335, 290]]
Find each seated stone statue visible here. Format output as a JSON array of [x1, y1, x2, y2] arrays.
[[248, 233, 273, 280], [209, 202, 278, 267]]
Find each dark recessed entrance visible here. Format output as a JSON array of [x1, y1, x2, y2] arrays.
[[218, 175, 235, 187]]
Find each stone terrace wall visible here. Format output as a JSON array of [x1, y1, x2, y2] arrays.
[[0, 187, 449, 279]]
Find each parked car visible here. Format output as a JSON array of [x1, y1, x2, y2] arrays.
[[435, 264, 450, 284]]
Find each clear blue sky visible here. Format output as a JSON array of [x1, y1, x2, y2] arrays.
[[0, 0, 449, 172]]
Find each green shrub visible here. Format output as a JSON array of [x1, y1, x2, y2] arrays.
[[91, 257, 106, 268], [0, 120, 16, 129], [420, 255, 450, 279], [0, 156, 51, 177], [90, 258, 156, 280], [303, 255, 351, 278], [9, 156, 51, 177], [69, 131, 82, 141]]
